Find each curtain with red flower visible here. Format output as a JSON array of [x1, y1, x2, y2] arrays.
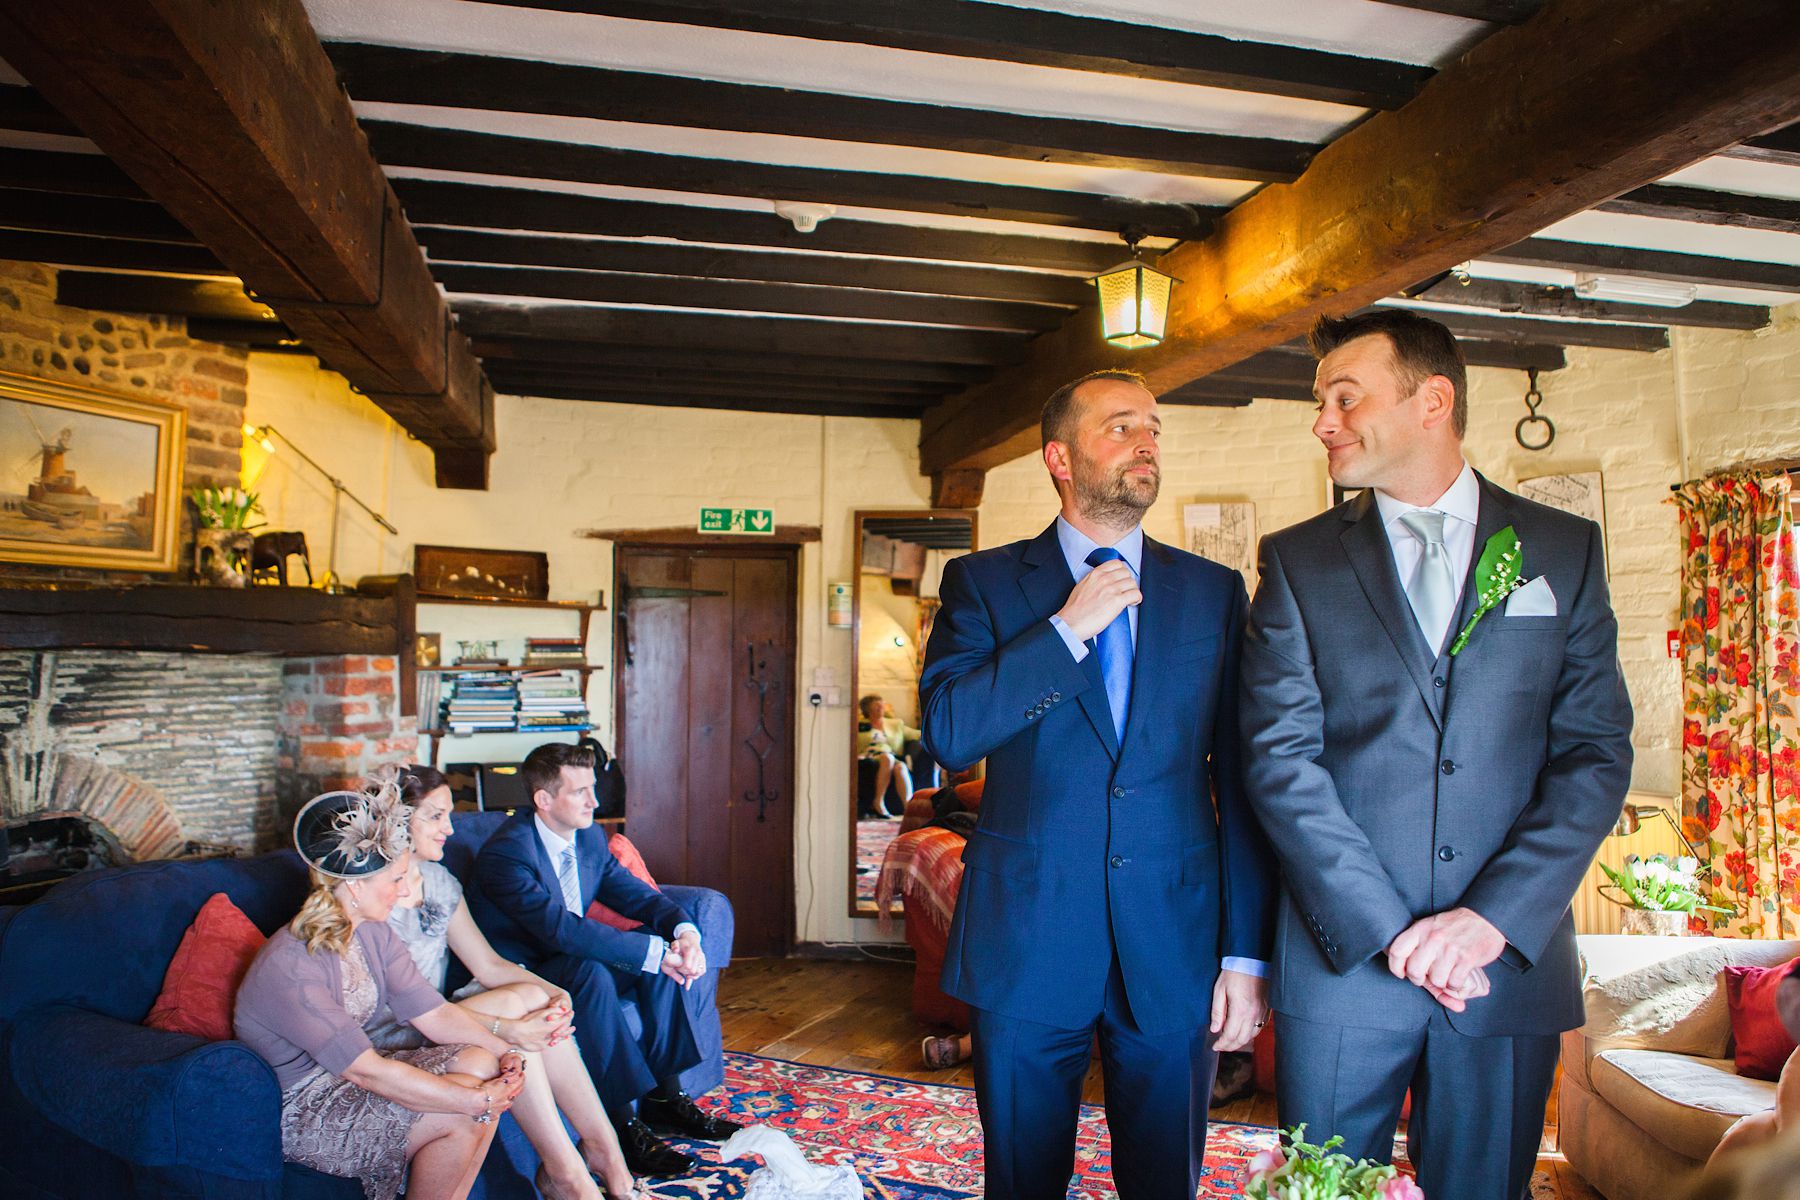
[[1673, 472, 1799, 938]]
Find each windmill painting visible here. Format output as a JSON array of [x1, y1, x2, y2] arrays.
[[0, 372, 185, 571]]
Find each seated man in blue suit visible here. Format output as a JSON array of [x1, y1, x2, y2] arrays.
[[467, 741, 740, 1177], [919, 369, 1276, 1200]]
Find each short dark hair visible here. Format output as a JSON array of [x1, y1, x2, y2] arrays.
[[521, 741, 596, 805], [859, 694, 883, 718], [1040, 368, 1148, 449], [1308, 310, 1467, 437], [398, 764, 448, 804]]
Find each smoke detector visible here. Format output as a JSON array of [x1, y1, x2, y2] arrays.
[[773, 201, 837, 233]]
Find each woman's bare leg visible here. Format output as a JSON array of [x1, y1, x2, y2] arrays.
[[539, 1034, 637, 1195], [871, 754, 895, 812], [406, 1051, 500, 1200]]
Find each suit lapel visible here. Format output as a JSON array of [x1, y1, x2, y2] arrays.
[[1339, 491, 1441, 727], [1018, 521, 1120, 760], [522, 816, 565, 901], [1119, 537, 1179, 758], [1441, 477, 1521, 718]]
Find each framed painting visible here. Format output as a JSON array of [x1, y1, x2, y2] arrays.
[[0, 371, 186, 572], [413, 544, 550, 601]]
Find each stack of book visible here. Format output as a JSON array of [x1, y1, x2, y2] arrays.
[[523, 636, 586, 668], [441, 672, 520, 735], [517, 670, 591, 732]]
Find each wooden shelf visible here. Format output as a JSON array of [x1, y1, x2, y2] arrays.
[[427, 725, 595, 738], [422, 664, 603, 674], [418, 595, 604, 612]]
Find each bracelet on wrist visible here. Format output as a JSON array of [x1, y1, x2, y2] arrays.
[[472, 1088, 495, 1125]]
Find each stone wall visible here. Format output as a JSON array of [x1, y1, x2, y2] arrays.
[[0, 259, 249, 582]]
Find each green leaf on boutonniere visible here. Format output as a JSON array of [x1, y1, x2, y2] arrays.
[[1448, 525, 1525, 656]]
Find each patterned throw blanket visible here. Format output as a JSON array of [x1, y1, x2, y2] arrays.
[[876, 826, 967, 934]]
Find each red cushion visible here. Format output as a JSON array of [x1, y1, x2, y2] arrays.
[[1724, 958, 1800, 1081], [586, 833, 661, 931], [144, 892, 266, 1041]]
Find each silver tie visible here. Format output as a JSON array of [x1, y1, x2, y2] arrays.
[[1399, 509, 1457, 655], [558, 845, 582, 915]]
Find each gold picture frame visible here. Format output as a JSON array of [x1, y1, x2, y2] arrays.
[[0, 371, 186, 572]]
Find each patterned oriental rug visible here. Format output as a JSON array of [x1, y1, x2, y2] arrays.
[[855, 819, 900, 907], [661, 1052, 1277, 1200]]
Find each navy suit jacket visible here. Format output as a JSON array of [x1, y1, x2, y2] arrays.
[[919, 521, 1277, 1035], [467, 810, 692, 975]]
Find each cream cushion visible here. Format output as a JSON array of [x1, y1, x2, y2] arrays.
[[1589, 1048, 1778, 1162], [1578, 935, 1800, 1058]]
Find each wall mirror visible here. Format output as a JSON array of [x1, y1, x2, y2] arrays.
[[848, 509, 976, 919]]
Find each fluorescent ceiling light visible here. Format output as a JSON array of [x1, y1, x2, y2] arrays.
[[1573, 273, 1697, 308]]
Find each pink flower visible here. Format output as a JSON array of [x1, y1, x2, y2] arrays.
[[1380, 1175, 1426, 1200], [1245, 1145, 1286, 1181]]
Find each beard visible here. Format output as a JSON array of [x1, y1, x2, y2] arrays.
[[1071, 447, 1159, 527]]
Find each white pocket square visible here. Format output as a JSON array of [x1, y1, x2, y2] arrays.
[[1504, 575, 1557, 617]]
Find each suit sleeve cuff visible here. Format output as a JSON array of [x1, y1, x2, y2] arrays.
[[1048, 616, 1089, 663], [641, 934, 667, 974], [672, 922, 699, 943], [1221, 957, 1268, 978]]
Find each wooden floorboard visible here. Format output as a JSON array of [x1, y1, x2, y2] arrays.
[[716, 957, 1604, 1198]]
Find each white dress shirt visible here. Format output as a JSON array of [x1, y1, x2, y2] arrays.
[[534, 814, 696, 973], [1043, 517, 1265, 980], [1373, 462, 1480, 651]]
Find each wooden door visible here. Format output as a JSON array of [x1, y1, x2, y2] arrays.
[[615, 546, 796, 956]]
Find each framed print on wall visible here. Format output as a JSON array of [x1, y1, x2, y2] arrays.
[[0, 371, 186, 572]]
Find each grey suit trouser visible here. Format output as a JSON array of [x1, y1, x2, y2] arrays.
[[1274, 1010, 1559, 1200]]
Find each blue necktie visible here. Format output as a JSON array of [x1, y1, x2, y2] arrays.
[[1084, 547, 1134, 742], [558, 846, 582, 915]]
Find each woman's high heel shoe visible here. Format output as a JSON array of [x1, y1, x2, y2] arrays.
[[578, 1140, 651, 1200], [535, 1163, 602, 1200]]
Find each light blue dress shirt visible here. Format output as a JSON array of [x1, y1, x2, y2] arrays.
[[534, 814, 698, 973]]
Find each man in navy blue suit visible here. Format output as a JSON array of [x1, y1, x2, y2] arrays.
[[920, 370, 1277, 1200], [467, 741, 740, 1177]]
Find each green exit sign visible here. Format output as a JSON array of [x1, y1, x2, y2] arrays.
[[698, 507, 775, 535]]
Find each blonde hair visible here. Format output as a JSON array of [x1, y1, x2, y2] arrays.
[[290, 868, 355, 955]]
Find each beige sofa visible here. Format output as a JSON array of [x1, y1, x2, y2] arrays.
[[1559, 934, 1799, 1200]]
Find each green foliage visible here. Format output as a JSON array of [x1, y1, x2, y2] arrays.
[[1599, 854, 1731, 913], [190, 486, 264, 530]]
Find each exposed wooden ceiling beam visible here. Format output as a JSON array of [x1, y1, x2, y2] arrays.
[[0, 148, 144, 199], [454, 302, 1030, 365], [417, 227, 1094, 306], [433, 263, 1068, 331], [0, 187, 197, 243], [484, 363, 942, 402], [1484, 237, 1800, 292], [0, 0, 496, 488], [393, 179, 1128, 273], [366, 121, 1217, 240], [487, 378, 927, 419], [469, 338, 992, 385], [466, 0, 1430, 109], [0, 229, 227, 275], [1721, 123, 1800, 168], [1411, 276, 1769, 329], [918, 0, 1800, 476], [326, 42, 1313, 182], [183, 317, 302, 348], [0, 85, 76, 136], [1597, 183, 1800, 235], [55, 271, 277, 323], [1378, 308, 1669, 351], [1370, 0, 1542, 20]]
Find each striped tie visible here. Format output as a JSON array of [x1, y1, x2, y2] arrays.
[[558, 845, 582, 915]]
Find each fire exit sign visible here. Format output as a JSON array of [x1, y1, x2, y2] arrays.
[[698, 507, 775, 535]]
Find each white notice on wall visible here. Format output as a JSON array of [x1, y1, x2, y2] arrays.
[[1183, 501, 1256, 581], [1517, 471, 1608, 575]]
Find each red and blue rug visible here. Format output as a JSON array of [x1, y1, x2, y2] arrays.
[[855, 819, 900, 907], [663, 1051, 1276, 1200]]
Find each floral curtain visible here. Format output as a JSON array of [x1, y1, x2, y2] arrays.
[[1673, 472, 1799, 938]]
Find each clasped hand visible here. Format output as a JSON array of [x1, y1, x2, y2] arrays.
[[1385, 907, 1505, 1012], [660, 931, 706, 988], [1056, 560, 1142, 642], [478, 1051, 528, 1116], [507, 999, 575, 1052]]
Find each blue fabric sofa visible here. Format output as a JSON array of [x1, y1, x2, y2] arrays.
[[0, 811, 734, 1199]]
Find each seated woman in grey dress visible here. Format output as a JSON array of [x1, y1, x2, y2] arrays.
[[363, 765, 642, 1200], [235, 781, 526, 1200]]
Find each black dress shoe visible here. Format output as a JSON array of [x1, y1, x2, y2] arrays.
[[640, 1090, 744, 1141], [618, 1118, 695, 1177]]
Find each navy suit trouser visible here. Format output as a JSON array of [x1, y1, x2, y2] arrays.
[[538, 952, 703, 1120], [969, 953, 1218, 1200]]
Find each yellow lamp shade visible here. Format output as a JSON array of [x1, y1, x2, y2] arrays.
[[1093, 259, 1174, 349]]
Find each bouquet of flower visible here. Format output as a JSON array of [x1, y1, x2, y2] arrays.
[[1245, 1128, 1424, 1200], [190, 486, 264, 531], [1598, 854, 1730, 914]]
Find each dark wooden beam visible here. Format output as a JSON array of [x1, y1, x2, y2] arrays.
[[184, 317, 304, 348], [1146, 388, 1257, 408], [55, 270, 277, 323], [1442, 340, 1567, 371], [0, 229, 226, 274], [470, 338, 991, 385], [1370, 0, 1542, 20], [484, 362, 945, 400], [432, 263, 1068, 331], [0, 0, 495, 486], [396, 179, 1129, 274], [1411, 276, 1770, 329], [419, 227, 1093, 306], [0, 584, 409, 657], [1598, 183, 1800, 235], [489, 379, 927, 419], [0, 148, 145, 199], [918, 0, 1800, 475], [1484, 237, 1800, 292], [0, 85, 78, 136], [930, 469, 986, 508], [0, 187, 197, 243], [368, 121, 1216, 240], [326, 43, 1313, 182], [470, 0, 1429, 109], [454, 303, 1032, 366], [1721, 122, 1800, 168], [1216, 340, 1567, 386], [1378, 308, 1669, 351]]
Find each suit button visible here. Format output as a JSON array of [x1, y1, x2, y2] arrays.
[[1024, 709, 1035, 720], [1112, 786, 1125, 798], [1438, 846, 1456, 862], [1433, 676, 1445, 688], [1051, 691, 1062, 702], [1440, 759, 1456, 775], [1110, 855, 1124, 868]]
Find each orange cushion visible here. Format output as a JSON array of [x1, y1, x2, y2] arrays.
[[144, 892, 266, 1041], [586, 833, 661, 931]]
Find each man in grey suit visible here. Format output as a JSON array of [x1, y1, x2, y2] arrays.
[[1239, 309, 1634, 1200]]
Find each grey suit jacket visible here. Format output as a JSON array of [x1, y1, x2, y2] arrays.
[[1240, 474, 1633, 1036]]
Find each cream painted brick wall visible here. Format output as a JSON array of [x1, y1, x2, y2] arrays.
[[1674, 301, 1800, 473]]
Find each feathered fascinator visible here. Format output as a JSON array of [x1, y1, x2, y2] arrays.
[[292, 767, 414, 879]]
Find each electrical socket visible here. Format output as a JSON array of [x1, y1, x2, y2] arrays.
[[808, 691, 824, 707]]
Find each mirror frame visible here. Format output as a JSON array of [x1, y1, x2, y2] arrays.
[[848, 507, 977, 920]]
